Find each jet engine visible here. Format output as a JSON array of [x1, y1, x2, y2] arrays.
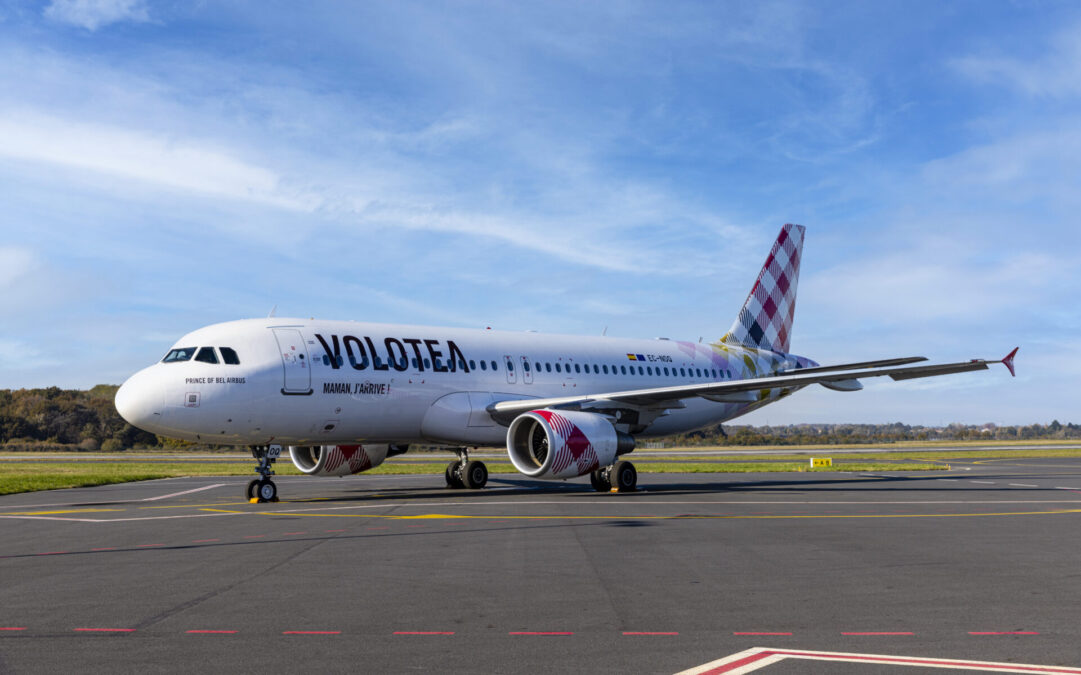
[[506, 409, 634, 479], [289, 444, 393, 477]]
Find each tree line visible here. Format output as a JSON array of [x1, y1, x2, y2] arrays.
[[0, 386, 1076, 451]]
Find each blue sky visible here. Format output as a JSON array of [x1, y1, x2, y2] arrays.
[[0, 0, 1078, 425]]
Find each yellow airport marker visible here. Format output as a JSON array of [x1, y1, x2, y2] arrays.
[[810, 457, 833, 468]]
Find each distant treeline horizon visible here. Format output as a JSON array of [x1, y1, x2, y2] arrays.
[[0, 386, 1077, 452]]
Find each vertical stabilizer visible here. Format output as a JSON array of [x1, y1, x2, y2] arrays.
[[721, 223, 805, 354]]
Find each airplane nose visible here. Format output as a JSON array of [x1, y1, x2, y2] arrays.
[[115, 368, 164, 431]]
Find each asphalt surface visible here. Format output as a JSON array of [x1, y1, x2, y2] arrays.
[[2, 456, 1081, 674]]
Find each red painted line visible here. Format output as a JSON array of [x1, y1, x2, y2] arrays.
[[700, 651, 774, 673], [0, 627, 27, 631], [623, 631, 678, 636], [842, 631, 914, 636], [74, 628, 136, 633], [695, 648, 1081, 674], [90, 548, 117, 552], [282, 631, 341, 635], [186, 630, 237, 634], [192, 539, 220, 543], [969, 631, 1040, 635], [282, 532, 307, 535], [393, 631, 455, 635], [733, 631, 792, 636], [509, 631, 573, 636]]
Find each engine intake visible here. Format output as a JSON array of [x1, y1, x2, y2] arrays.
[[507, 410, 634, 479], [289, 444, 391, 477]]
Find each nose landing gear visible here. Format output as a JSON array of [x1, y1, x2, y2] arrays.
[[248, 445, 281, 502]]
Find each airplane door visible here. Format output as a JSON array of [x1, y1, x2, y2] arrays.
[[521, 356, 533, 384], [504, 355, 516, 384], [273, 328, 313, 395]]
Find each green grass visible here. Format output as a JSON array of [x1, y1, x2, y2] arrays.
[[0, 458, 945, 496]]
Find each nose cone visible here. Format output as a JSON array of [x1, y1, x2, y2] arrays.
[[115, 368, 164, 431]]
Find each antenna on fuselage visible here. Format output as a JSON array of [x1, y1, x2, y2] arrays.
[[268, 305, 277, 318], [602, 326, 607, 336]]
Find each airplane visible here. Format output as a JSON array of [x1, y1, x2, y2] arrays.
[[114, 224, 1018, 502]]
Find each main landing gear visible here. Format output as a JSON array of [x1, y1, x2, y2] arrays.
[[445, 448, 488, 490], [590, 460, 637, 493], [247, 445, 281, 502]]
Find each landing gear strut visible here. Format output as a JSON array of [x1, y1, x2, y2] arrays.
[[248, 445, 281, 502], [445, 448, 488, 490], [591, 460, 637, 493]]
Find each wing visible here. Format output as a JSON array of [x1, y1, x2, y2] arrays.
[[487, 349, 1018, 426]]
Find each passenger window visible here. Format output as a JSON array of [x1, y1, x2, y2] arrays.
[[491, 360, 498, 370], [638, 366, 644, 375], [507, 360, 514, 372], [545, 363, 552, 372], [602, 365, 608, 374], [469, 360, 476, 370], [194, 347, 218, 364], [574, 364, 581, 373], [480, 360, 487, 371], [664, 367, 670, 376], [424, 358, 431, 369], [593, 364, 599, 374], [162, 347, 196, 363], [524, 361, 531, 372], [322, 355, 330, 366], [555, 363, 561, 372], [621, 365, 627, 375], [220, 347, 240, 365]]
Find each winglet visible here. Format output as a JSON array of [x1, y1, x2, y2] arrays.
[[1001, 347, 1019, 377]]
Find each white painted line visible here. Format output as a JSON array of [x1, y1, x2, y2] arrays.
[[939, 479, 959, 482], [674, 647, 1081, 674], [141, 483, 228, 502], [1054, 487, 1081, 491], [1010, 484, 1038, 488], [972, 481, 995, 484]]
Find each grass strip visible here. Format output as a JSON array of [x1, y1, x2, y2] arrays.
[[0, 460, 943, 495]]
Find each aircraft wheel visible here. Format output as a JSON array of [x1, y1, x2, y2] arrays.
[[256, 479, 278, 502], [445, 461, 464, 489], [590, 468, 611, 492], [246, 479, 260, 500], [612, 461, 637, 493], [462, 460, 488, 489]]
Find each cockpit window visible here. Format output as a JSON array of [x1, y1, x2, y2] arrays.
[[194, 347, 219, 364], [162, 347, 196, 362], [219, 347, 240, 365]]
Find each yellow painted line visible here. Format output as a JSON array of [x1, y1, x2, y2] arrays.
[[197, 508, 1081, 521], [0, 508, 123, 516]]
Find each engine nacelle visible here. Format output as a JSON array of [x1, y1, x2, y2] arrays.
[[289, 444, 391, 477], [507, 409, 635, 479]]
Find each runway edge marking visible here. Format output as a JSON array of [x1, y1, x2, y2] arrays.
[[674, 647, 1081, 675]]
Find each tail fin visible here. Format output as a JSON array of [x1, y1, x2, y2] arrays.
[[721, 223, 805, 354]]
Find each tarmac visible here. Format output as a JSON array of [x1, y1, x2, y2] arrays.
[[2, 454, 1081, 673]]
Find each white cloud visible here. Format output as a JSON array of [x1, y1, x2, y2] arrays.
[[44, 0, 148, 31], [0, 246, 37, 289], [953, 22, 1081, 98], [0, 111, 316, 211]]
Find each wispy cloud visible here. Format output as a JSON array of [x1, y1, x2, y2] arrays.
[[44, 0, 148, 31], [952, 21, 1081, 98]]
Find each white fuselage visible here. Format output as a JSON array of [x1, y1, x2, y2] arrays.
[[115, 318, 812, 447]]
